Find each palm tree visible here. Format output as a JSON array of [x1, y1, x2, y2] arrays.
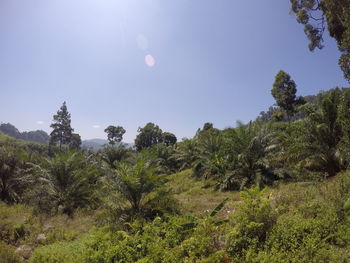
[[172, 139, 201, 171], [34, 151, 100, 215], [232, 127, 277, 188], [220, 123, 278, 190], [150, 143, 178, 174], [100, 145, 129, 168], [0, 146, 31, 203], [285, 89, 344, 177], [112, 160, 165, 213], [192, 133, 228, 179]]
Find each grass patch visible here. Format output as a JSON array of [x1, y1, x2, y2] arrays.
[[167, 170, 239, 216]]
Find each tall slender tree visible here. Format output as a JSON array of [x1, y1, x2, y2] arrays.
[[50, 102, 74, 150]]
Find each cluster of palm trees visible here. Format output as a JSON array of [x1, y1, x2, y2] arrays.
[[158, 88, 350, 190], [0, 142, 177, 218], [173, 122, 279, 190], [1, 88, 350, 218]]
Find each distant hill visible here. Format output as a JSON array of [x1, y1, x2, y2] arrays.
[[82, 139, 133, 152], [0, 123, 49, 144], [81, 139, 109, 151], [0, 122, 134, 150]]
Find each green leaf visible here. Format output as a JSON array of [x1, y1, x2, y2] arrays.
[[344, 197, 350, 214], [210, 198, 229, 217]]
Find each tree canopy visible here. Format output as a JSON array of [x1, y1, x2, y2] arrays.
[[271, 70, 303, 120], [290, 0, 350, 81], [162, 132, 177, 146], [104, 125, 126, 145], [134, 123, 163, 151]]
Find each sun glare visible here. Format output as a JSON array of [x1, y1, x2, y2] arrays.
[[145, 54, 155, 67]]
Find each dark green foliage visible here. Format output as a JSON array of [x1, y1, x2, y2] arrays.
[[271, 70, 304, 119], [337, 89, 350, 162], [162, 132, 177, 146], [0, 146, 31, 203], [203, 122, 214, 131], [104, 125, 126, 145], [196, 123, 220, 140], [134, 122, 163, 151], [49, 102, 74, 149], [69, 133, 82, 150], [290, 0, 350, 82], [210, 197, 229, 217]]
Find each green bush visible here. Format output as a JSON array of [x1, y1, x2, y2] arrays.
[[267, 213, 337, 251], [226, 187, 275, 257], [29, 236, 88, 263], [83, 214, 227, 263], [238, 179, 350, 263]]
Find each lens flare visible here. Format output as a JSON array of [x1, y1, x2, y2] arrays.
[[145, 54, 155, 67]]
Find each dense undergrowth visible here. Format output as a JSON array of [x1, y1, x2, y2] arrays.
[[2, 170, 350, 262]]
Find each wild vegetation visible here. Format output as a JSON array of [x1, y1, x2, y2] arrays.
[[1, 1, 350, 262]]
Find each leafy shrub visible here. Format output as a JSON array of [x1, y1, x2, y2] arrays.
[[238, 174, 350, 263], [84, 214, 227, 263], [267, 213, 338, 251], [29, 236, 88, 263], [226, 187, 275, 257]]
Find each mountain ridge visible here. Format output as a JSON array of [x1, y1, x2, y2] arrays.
[[0, 122, 49, 144]]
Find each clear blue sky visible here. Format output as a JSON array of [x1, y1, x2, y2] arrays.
[[0, 0, 348, 142]]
